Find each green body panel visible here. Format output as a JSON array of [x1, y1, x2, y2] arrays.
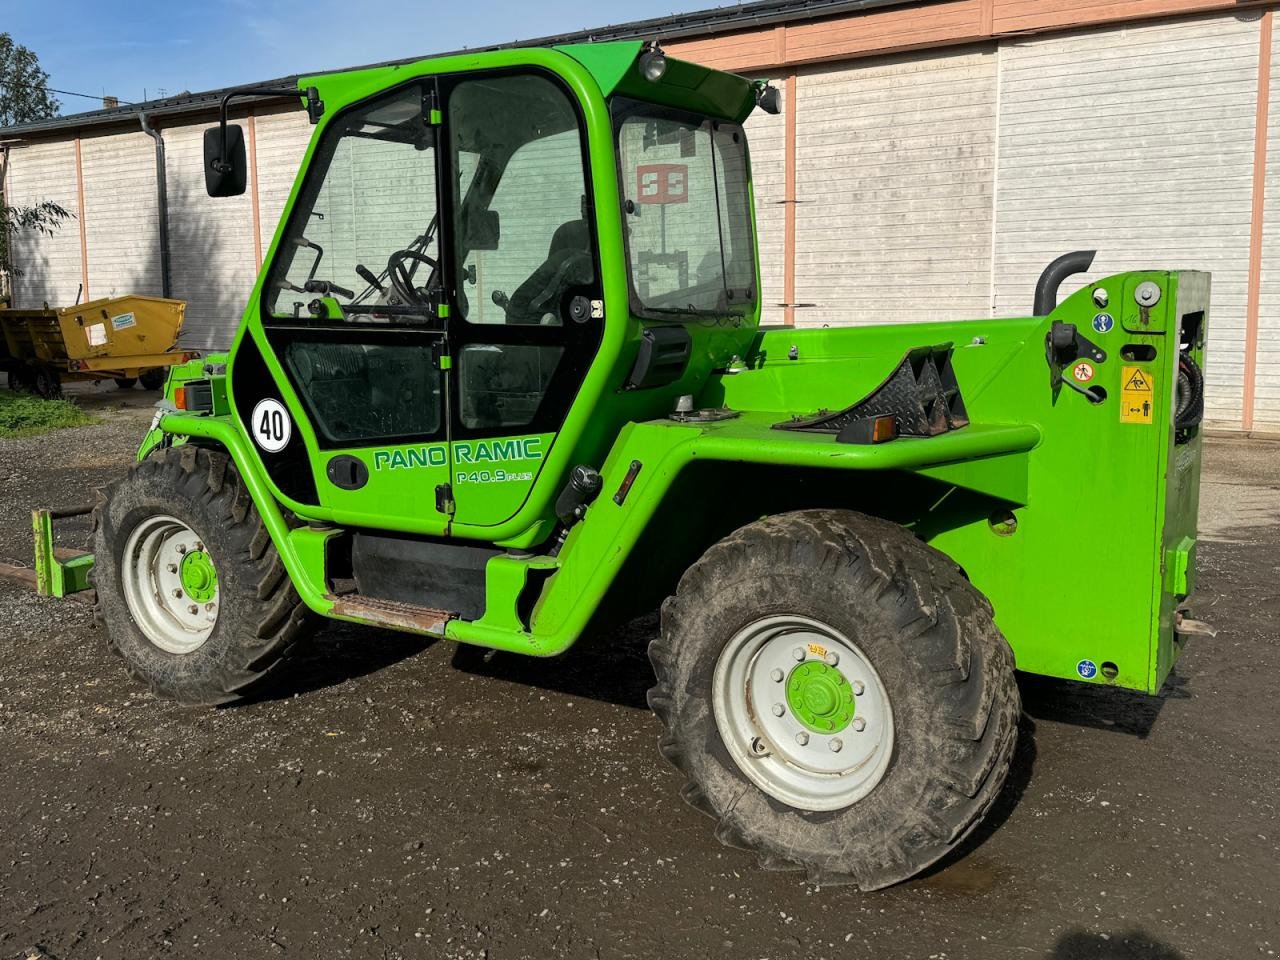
[[129, 43, 1204, 696]]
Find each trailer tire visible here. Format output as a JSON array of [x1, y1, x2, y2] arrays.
[[649, 509, 1020, 889], [90, 444, 314, 704], [114, 377, 138, 390], [33, 364, 60, 399], [139, 368, 166, 391]]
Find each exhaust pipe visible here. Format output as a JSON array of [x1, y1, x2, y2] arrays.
[[1033, 250, 1096, 316]]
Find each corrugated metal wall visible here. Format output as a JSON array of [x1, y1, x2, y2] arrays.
[[81, 130, 162, 300], [991, 15, 1260, 428], [792, 47, 998, 327], [1254, 17, 1280, 430], [742, 76, 787, 326], [5, 140, 83, 307], [252, 109, 312, 260], [162, 121, 260, 350]]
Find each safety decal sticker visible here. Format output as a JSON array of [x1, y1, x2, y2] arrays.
[[1120, 366, 1155, 425], [1092, 313, 1114, 334], [1076, 659, 1098, 680], [1072, 361, 1095, 383], [111, 312, 136, 330], [251, 398, 292, 453]]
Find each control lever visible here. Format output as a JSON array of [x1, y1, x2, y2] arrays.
[[303, 279, 355, 299], [355, 264, 385, 294]]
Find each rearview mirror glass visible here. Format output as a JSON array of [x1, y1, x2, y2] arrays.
[[203, 124, 247, 197]]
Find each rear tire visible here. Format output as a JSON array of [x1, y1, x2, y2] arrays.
[[91, 444, 313, 704], [649, 509, 1020, 889]]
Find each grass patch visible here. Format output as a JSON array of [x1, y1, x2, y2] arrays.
[[0, 389, 95, 438]]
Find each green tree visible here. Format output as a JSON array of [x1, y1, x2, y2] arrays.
[[1, 32, 70, 298]]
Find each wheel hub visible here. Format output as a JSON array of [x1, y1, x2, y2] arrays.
[[786, 661, 855, 733], [120, 515, 218, 655], [179, 550, 218, 603], [712, 615, 895, 811]]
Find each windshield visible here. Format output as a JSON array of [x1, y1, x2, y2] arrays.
[[615, 102, 756, 320], [265, 84, 439, 322]]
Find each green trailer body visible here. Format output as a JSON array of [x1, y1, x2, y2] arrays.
[[36, 40, 1210, 887]]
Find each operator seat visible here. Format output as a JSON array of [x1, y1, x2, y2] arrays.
[[504, 219, 592, 324]]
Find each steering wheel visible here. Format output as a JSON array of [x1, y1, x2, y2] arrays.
[[387, 249, 438, 308]]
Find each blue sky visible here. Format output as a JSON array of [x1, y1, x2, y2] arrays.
[[7, 0, 715, 115]]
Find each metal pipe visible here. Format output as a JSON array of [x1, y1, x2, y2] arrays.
[[139, 112, 172, 299], [1033, 250, 1095, 316]]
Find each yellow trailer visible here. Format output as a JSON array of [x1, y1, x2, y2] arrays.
[[0, 295, 195, 397]]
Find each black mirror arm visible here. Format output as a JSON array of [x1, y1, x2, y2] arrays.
[[213, 85, 324, 172]]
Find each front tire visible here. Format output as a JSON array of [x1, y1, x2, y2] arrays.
[[649, 509, 1020, 889], [91, 445, 313, 704]]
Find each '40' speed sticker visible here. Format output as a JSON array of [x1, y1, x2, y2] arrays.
[[251, 399, 292, 453]]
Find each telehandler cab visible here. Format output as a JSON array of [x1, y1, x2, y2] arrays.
[[71, 42, 1207, 887]]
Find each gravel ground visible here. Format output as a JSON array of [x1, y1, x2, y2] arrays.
[[1, 388, 1277, 960]]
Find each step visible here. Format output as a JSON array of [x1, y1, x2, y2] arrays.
[[325, 593, 455, 634]]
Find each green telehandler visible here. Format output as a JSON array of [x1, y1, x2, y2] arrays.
[[45, 41, 1210, 888]]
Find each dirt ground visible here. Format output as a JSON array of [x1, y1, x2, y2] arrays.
[[1, 383, 1277, 960]]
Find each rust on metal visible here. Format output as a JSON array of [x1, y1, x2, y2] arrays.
[[326, 594, 455, 635]]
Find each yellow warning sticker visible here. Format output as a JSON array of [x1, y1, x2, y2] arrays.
[[1120, 365, 1155, 424], [807, 642, 828, 658]]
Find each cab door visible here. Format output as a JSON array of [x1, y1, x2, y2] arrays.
[[441, 70, 604, 529], [250, 79, 456, 534]]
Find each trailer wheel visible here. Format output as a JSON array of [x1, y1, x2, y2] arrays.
[[32, 364, 61, 399], [650, 509, 1020, 889], [139, 368, 166, 391], [91, 444, 313, 704], [114, 377, 138, 390]]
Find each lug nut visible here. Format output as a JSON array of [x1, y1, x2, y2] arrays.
[[852, 717, 866, 732], [829, 738, 843, 753], [824, 651, 839, 667], [166, 563, 178, 574], [770, 668, 784, 683], [176, 544, 187, 555], [188, 604, 199, 615], [205, 603, 215, 612], [194, 542, 203, 551], [771, 703, 785, 717], [171, 588, 183, 598], [792, 647, 805, 662], [795, 732, 809, 746], [851, 680, 865, 696]]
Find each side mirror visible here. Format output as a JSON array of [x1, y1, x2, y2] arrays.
[[203, 124, 247, 197], [755, 84, 781, 116], [462, 208, 500, 251]]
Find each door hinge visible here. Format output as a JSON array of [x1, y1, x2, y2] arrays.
[[424, 87, 442, 126], [431, 339, 451, 370]]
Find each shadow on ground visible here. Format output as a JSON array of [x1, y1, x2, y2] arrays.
[[1018, 670, 1188, 740], [231, 621, 436, 706], [1048, 929, 1184, 959]]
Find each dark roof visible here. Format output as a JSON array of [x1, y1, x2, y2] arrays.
[[0, 0, 919, 137]]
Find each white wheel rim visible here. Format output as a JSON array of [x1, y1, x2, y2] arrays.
[[120, 515, 218, 655], [712, 614, 894, 812]]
